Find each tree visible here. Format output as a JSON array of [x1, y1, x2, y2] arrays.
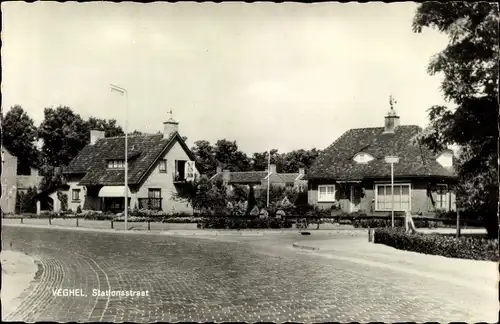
[[412, 2, 499, 238], [38, 106, 88, 167], [15, 187, 38, 214], [86, 117, 124, 137], [191, 140, 217, 175], [281, 149, 320, 173], [173, 175, 228, 215], [214, 139, 252, 171], [1, 106, 40, 174], [246, 185, 258, 215]]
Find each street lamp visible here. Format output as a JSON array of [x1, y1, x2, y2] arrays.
[[110, 84, 128, 230], [267, 149, 271, 208], [384, 156, 399, 228]]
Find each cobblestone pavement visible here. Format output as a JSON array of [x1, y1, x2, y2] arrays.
[[2, 226, 496, 323]]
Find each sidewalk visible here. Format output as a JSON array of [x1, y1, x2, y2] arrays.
[[291, 236, 498, 295], [1, 251, 39, 319], [2, 221, 366, 237]]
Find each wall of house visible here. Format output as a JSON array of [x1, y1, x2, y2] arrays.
[[16, 168, 43, 192], [309, 178, 456, 215], [136, 141, 199, 214], [1, 149, 18, 214], [66, 175, 86, 212]]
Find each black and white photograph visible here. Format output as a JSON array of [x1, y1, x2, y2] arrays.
[[1, 1, 498, 323]]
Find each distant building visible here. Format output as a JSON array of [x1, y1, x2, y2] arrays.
[[210, 164, 307, 195], [1, 146, 42, 214]]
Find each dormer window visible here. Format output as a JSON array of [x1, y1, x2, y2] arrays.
[[108, 159, 125, 169], [436, 152, 453, 168], [353, 152, 374, 164]]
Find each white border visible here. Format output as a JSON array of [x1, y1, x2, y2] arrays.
[[318, 184, 336, 202]]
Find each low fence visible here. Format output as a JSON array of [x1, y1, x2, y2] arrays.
[[2, 212, 485, 228]]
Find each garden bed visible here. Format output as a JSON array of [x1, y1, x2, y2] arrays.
[[374, 227, 499, 262]]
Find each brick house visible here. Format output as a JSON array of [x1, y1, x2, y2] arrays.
[[36, 117, 199, 215], [305, 108, 457, 215]]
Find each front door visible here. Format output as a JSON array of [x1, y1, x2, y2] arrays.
[[350, 185, 362, 212]]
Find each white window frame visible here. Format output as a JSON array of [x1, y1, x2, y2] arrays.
[[374, 183, 411, 212], [318, 185, 336, 202], [436, 184, 448, 210], [159, 159, 167, 173]]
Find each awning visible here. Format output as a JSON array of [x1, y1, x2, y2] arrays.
[[98, 186, 132, 198]]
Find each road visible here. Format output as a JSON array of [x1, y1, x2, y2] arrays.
[[2, 226, 496, 322]]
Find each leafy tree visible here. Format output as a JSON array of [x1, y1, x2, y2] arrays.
[[1, 106, 40, 174], [281, 149, 320, 173], [191, 140, 217, 175], [15, 187, 38, 214], [38, 106, 88, 167], [173, 175, 228, 215], [412, 2, 499, 238], [86, 117, 124, 137], [214, 139, 251, 171]]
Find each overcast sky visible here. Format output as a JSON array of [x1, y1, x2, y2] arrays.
[[2, 2, 449, 154]]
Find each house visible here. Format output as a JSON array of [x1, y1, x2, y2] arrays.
[[1, 146, 42, 214], [36, 116, 200, 215], [305, 107, 457, 215], [1, 147, 17, 214], [210, 164, 307, 194]]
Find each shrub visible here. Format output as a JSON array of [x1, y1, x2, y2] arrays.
[[162, 217, 204, 223], [197, 217, 293, 229], [352, 217, 439, 229], [374, 227, 499, 261]]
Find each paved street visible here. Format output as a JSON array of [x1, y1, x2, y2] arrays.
[[2, 225, 497, 323]]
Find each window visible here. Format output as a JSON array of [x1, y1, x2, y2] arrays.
[[353, 152, 375, 164], [148, 188, 161, 198], [375, 184, 411, 211], [159, 160, 167, 173], [107, 159, 125, 169], [436, 184, 448, 210], [318, 185, 336, 202], [72, 189, 81, 201]]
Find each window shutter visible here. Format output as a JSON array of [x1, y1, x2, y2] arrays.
[[185, 161, 195, 181]]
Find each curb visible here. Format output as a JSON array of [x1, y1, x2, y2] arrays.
[[292, 242, 320, 251], [2, 224, 307, 236]]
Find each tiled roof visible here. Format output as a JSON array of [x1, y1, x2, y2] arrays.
[[211, 171, 304, 184], [64, 132, 194, 186], [271, 173, 300, 184], [305, 125, 456, 181], [211, 171, 268, 184]]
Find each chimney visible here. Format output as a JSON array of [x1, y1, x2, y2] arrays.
[[298, 167, 305, 175], [222, 169, 230, 184], [90, 130, 105, 145], [384, 96, 400, 134], [163, 111, 179, 139], [269, 164, 277, 174]]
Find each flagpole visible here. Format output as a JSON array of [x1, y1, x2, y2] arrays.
[[267, 149, 270, 208]]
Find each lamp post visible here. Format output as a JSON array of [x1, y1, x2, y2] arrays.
[[267, 149, 271, 208], [110, 84, 128, 230], [384, 156, 399, 227]]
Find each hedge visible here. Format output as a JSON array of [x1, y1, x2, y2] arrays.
[[353, 218, 440, 229], [197, 217, 294, 229], [374, 227, 499, 261]]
